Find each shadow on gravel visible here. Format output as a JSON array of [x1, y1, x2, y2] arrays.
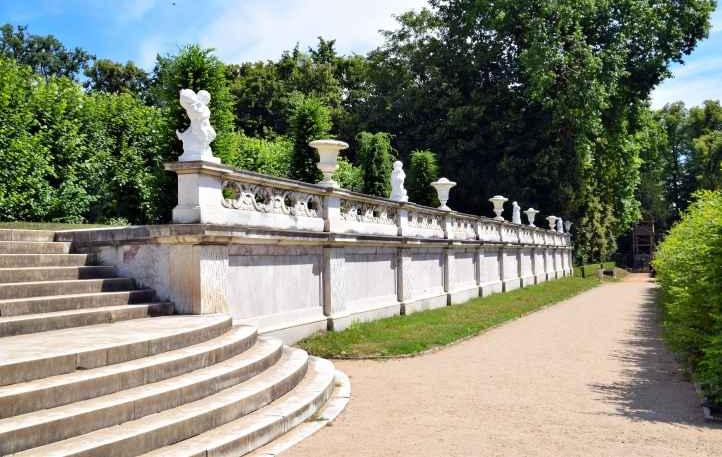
[[589, 283, 722, 428]]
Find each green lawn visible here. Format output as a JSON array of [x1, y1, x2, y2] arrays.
[[297, 276, 601, 358], [0, 222, 112, 230]]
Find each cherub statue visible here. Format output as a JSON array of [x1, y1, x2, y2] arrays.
[[512, 201, 522, 224], [390, 161, 409, 202], [176, 89, 220, 163], [556, 217, 564, 233]]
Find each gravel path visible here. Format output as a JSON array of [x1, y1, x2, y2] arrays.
[[285, 275, 722, 457]]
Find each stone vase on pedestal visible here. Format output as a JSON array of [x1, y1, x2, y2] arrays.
[[310, 139, 349, 188], [524, 208, 539, 227], [489, 195, 508, 221], [431, 178, 456, 211]]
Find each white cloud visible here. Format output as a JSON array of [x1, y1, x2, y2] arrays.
[[117, 0, 161, 21], [651, 77, 722, 109], [198, 0, 429, 63], [138, 36, 164, 69]]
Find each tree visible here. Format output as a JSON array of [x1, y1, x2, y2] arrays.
[[153, 44, 237, 163], [407, 150, 439, 206], [83, 59, 150, 99], [288, 95, 331, 183], [356, 0, 713, 260], [0, 24, 93, 80], [357, 131, 393, 198]]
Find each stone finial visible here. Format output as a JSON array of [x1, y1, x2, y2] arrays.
[[310, 139, 349, 188], [556, 217, 564, 234], [390, 161, 409, 202], [176, 89, 220, 163], [512, 201, 522, 224], [431, 178, 456, 211], [546, 215, 557, 230], [489, 195, 508, 221], [524, 208, 539, 227], [564, 220, 573, 233]]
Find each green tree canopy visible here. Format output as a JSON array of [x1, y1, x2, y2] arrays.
[[288, 95, 332, 183], [407, 150, 440, 207]]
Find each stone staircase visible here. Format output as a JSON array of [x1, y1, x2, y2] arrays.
[[0, 229, 348, 457]]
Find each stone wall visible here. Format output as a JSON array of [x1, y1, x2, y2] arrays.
[[57, 161, 574, 344]]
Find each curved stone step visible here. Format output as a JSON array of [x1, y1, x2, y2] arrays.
[[0, 254, 88, 268], [0, 339, 285, 454], [142, 356, 337, 457], [0, 289, 156, 317], [0, 303, 174, 337], [0, 230, 55, 242], [0, 241, 69, 254], [0, 315, 232, 386], [0, 326, 259, 418], [0, 278, 135, 300], [10, 347, 309, 457], [0, 266, 116, 283]]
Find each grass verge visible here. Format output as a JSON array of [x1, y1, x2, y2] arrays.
[[297, 276, 601, 358], [0, 222, 111, 230]]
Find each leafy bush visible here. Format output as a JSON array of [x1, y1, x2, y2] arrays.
[[334, 157, 363, 192], [288, 94, 331, 183], [653, 190, 722, 405], [407, 149, 439, 207], [226, 134, 293, 178], [357, 131, 393, 198]]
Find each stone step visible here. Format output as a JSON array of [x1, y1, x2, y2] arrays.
[[10, 347, 309, 457], [143, 357, 337, 457], [0, 339, 285, 454], [0, 289, 156, 317], [0, 229, 55, 242], [0, 303, 174, 337], [0, 326, 259, 418], [0, 277, 135, 300], [0, 315, 232, 386], [0, 241, 69, 254], [0, 266, 116, 283], [0, 254, 89, 268]]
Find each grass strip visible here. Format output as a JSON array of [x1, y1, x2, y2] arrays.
[[0, 222, 111, 230], [297, 276, 601, 358]]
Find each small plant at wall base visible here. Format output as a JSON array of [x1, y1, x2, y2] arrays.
[[407, 149, 440, 207], [653, 190, 722, 408]]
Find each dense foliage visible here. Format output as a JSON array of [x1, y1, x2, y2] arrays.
[[357, 132, 394, 198], [288, 95, 331, 183], [407, 150, 440, 207], [0, 0, 717, 262], [653, 191, 722, 405]]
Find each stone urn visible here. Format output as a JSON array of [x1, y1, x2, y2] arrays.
[[431, 178, 457, 211], [310, 139, 349, 188], [564, 220, 573, 233], [489, 195, 508, 221], [546, 215, 557, 230], [524, 208, 539, 227]]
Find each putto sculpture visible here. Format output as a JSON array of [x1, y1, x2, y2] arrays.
[[556, 217, 564, 234], [390, 161, 409, 202], [177, 89, 220, 163], [512, 201, 522, 224]]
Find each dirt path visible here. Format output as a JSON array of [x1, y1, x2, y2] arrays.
[[284, 275, 722, 457]]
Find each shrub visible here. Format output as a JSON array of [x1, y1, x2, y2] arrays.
[[653, 190, 722, 405], [357, 131, 393, 198], [334, 157, 363, 192], [407, 149, 439, 206], [226, 134, 293, 178], [288, 95, 331, 183]]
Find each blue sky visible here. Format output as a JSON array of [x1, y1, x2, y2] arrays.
[[1, 0, 720, 108]]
